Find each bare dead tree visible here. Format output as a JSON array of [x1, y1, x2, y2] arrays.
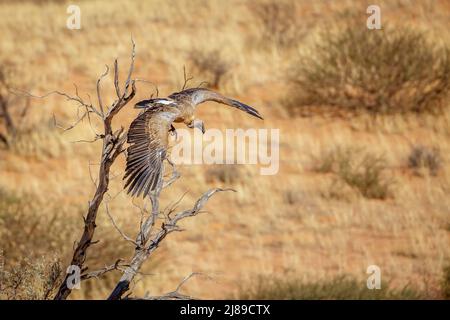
[[101, 151, 232, 299], [17, 40, 138, 300], [19, 39, 230, 300]]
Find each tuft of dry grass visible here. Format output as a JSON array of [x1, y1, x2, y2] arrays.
[[313, 147, 392, 200], [407, 145, 442, 176], [283, 190, 302, 205], [205, 165, 242, 185], [313, 147, 357, 174], [249, 0, 305, 49], [339, 154, 391, 200]]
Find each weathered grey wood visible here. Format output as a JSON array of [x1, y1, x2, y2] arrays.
[[107, 188, 232, 300]]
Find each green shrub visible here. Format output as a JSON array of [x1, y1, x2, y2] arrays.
[[287, 25, 450, 116], [236, 275, 424, 300]]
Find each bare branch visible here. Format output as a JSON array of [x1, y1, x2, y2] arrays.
[[52, 112, 88, 132], [114, 59, 120, 99], [181, 66, 194, 90], [105, 202, 140, 247], [169, 188, 235, 226], [163, 190, 189, 220], [175, 272, 203, 293], [134, 78, 159, 98], [88, 161, 99, 188], [14, 89, 102, 118], [162, 159, 180, 189], [17, 96, 31, 127], [96, 65, 109, 115], [123, 36, 136, 97], [70, 136, 103, 144], [107, 186, 233, 300], [81, 259, 125, 281], [196, 80, 210, 88], [127, 273, 206, 300], [143, 292, 195, 300]]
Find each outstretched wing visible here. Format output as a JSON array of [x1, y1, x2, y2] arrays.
[[169, 88, 263, 120], [124, 106, 180, 198]]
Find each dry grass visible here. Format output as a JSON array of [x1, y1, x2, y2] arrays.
[[0, 254, 62, 300], [0, 187, 162, 299], [188, 49, 232, 89], [248, 0, 306, 49], [7, 121, 72, 159], [0, 0, 449, 299], [205, 165, 242, 184]]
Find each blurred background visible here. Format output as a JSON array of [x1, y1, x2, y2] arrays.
[[0, 0, 449, 299]]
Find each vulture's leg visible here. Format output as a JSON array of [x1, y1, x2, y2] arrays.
[[187, 119, 205, 134]]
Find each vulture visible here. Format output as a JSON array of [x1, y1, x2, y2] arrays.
[[124, 88, 263, 197]]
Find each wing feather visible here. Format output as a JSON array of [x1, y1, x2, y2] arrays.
[[124, 105, 180, 198], [169, 88, 263, 120]]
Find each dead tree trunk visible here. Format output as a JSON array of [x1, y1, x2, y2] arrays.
[[52, 41, 137, 300]]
